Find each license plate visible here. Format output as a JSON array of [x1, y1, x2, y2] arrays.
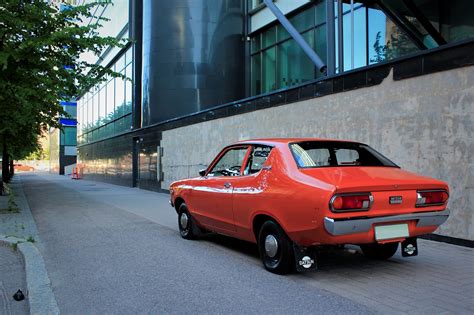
[[374, 224, 409, 240]]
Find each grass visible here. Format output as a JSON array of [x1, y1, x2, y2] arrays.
[[0, 183, 19, 213], [6, 236, 36, 251]]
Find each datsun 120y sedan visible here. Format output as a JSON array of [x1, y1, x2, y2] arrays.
[[169, 139, 449, 274]]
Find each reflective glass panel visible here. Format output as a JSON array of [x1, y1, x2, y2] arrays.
[[125, 64, 132, 114], [99, 86, 106, 123], [277, 31, 315, 89], [251, 54, 261, 96], [262, 26, 276, 49], [106, 77, 115, 123], [262, 47, 276, 93], [115, 76, 125, 118]]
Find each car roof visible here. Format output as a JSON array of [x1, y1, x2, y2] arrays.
[[233, 138, 360, 146]]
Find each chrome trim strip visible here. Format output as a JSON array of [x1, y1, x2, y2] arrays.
[[324, 210, 450, 236]]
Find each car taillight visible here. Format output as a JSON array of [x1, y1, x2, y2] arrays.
[[416, 190, 448, 207], [330, 193, 373, 212]]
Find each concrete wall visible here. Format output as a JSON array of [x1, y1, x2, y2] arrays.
[[161, 65, 474, 241]]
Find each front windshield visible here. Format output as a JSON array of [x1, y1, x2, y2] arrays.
[[290, 141, 398, 168]]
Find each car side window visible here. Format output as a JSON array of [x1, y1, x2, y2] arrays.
[[244, 146, 272, 175], [208, 147, 248, 177]]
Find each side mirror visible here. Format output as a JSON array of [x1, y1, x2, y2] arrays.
[[199, 169, 206, 177]]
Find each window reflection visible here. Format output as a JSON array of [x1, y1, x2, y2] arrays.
[[251, 0, 327, 95], [78, 47, 133, 144], [250, 0, 473, 96]]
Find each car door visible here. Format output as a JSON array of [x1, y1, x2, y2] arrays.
[[231, 145, 273, 239], [191, 145, 251, 234]]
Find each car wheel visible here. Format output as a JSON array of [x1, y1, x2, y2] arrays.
[[360, 242, 399, 260], [258, 220, 294, 274], [178, 203, 197, 240]]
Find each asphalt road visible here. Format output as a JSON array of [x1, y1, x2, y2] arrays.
[[21, 173, 373, 314]]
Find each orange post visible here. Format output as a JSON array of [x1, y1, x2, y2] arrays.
[[72, 167, 79, 180]]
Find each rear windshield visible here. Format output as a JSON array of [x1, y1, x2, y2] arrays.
[[290, 141, 398, 168]]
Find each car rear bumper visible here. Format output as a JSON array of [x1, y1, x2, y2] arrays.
[[324, 210, 450, 236]]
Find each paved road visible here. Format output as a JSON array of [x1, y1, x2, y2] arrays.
[[21, 173, 474, 314], [21, 173, 372, 314]]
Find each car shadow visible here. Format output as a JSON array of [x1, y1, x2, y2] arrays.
[[199, 233, 260, 260], [198, 232, 396, 272]]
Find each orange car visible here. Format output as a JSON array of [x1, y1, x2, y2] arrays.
[[14, 163, 35, 172], [169, 139, 449, 274]]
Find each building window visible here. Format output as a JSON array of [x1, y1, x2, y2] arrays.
[[250, 1, 327, 95], [250, 0, 473, 96], [77, 46, 133, 145], [61, 127, 77, 146], [249, 0, 265, 11]]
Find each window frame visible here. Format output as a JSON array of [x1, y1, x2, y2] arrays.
[[205, 145, 252, 177], [249, 2, 328, 95], [244, 145, 273, 176], [205, 143, 276, 177]]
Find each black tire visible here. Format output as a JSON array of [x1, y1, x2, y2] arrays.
[[178, 203, 197, 240], [360, 242, 399, 260], [257, 221, 294, 274]]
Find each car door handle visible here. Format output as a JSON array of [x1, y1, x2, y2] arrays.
[[224, 182, 231, 188]]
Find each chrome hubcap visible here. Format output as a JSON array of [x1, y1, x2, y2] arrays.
[[264, 235, 279, 258], [180, 213, 188, 229]]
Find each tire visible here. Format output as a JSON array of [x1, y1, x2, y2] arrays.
[[360, 242, 399, 260], [257, 220, 294, 274], [178, 203, 198, 240]]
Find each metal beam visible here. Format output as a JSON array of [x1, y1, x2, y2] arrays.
[[402, 0, 446, 46], [326, 0, 336, 76], [263, 0, 327, 74], [337, 0, 344, 72], [376, 0, 427, 50]]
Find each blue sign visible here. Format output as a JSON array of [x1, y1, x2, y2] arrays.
[[60, 118, 77, 126], [60, 101, 77, 106]]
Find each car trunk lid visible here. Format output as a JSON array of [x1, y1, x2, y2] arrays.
[[300, 167, 446, 192], [300, 167, 448, 216]]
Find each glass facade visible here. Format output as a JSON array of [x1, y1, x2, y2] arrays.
[[250, 0, 474, 95], [249, 0, 265, 11], [79, 0, 130, 66], [61, 127, 77, 146], [251, 0, 327, 95], [77, 47, 133, 145]]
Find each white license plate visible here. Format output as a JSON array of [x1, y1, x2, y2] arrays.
[[374, 224, 409, 241]]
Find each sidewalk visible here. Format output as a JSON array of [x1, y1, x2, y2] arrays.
[[0, 176, 59, 314], [0, 246, 28, 315], [0, 177, 39, 240], [0, 179, 30, 315]]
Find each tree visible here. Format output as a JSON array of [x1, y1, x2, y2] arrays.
[[370, 31, 387, 64], [0, 0, 125, 192], [370, 25, 420, 64]]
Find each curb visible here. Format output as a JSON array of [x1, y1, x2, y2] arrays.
[[0, 236, 59, 315]]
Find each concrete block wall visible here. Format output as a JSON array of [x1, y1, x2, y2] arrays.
[[161, 65, 474, 241]]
